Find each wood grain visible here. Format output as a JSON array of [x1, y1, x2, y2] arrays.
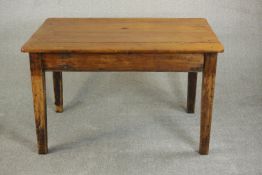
[[30, 54, 48, 154], [22, 18, 223, 155], [199, 53, 217, 155], [42, 53, 204, 72], [21, 18, 224, 53]]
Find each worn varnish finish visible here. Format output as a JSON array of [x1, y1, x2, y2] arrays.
[[22, 18, 223, 154], [53, 72, 63, 112], [42, 53, 204, 72], [29, 54, 48, 154], [199, 53, 217, 155], [21, 18, 223, 54], [187, 72, 197, 113]]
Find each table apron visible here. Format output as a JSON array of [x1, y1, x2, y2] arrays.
[[41, 53, 204, 72]]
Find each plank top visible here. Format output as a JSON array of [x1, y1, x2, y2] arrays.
[[21, 18, 224, 54]]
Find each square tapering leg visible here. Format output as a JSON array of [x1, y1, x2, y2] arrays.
[[30, 54, 48, 154], [187, 72, 197, 113], [53, 72, 63, 113], [199, 53, 217, 155]]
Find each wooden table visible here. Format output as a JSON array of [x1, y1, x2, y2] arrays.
[[21, 18, 224, 155]]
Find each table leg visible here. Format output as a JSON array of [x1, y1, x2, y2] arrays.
[[187, 72, 197, 113], [30, 54, 48, 154], [53, 72, 63, 112], [199, 53, 217, 155]]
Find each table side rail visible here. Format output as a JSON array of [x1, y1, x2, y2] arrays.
[[40, 53, 204, 72]]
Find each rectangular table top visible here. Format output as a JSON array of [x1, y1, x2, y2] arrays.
[[21, 18, 224, 54]]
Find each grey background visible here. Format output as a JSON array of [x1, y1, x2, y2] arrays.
[[0, 0, 262, 174]]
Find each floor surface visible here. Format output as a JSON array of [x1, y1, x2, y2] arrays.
[[1, 71, 262, 174]]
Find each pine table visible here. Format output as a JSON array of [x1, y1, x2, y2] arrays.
[[21, 18, 224, 154]]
